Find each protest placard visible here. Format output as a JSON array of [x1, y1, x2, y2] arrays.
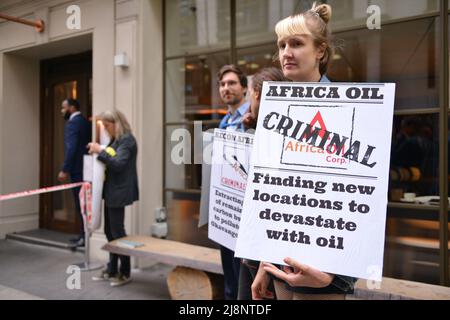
[[234, 82, 396, 280], [199, 132, 213, 228], [208, 129, 253, 250]]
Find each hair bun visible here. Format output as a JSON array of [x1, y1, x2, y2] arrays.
[[312, 3, 332, 24]]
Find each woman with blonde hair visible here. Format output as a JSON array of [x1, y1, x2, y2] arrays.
[[88, 110, 139, 287], [251, 3, 358, 300]]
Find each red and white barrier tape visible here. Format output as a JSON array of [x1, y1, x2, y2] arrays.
[[0, 182, 85, 202], [79, 182, 93, 224]]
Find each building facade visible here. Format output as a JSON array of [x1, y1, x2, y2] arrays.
[[1, 0, 449, 287], [0, 0, 163, 267]]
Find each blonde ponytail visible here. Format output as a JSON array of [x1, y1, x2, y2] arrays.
[[311, 2, 332, 25]]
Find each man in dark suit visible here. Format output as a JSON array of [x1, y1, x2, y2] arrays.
[[58, 98, 92, 246]]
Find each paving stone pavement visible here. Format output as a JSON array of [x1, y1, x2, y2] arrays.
[[0, 239, 172, 300]]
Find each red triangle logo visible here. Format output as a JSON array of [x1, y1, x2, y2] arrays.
[[309, 111, 328, 139]]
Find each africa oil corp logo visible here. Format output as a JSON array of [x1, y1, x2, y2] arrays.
[[280, 105, 355, 170]]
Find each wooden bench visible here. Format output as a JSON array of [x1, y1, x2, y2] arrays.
[[351, 277, 450, 300], [103, 235, 450, 300], [102, 235, 224, 299]]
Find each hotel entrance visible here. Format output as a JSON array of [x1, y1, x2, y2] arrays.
[[40, 52, 92, 234]]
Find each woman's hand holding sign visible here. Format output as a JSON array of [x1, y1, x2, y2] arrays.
[[88, 142, 103, 154], [251, 263, 275, 300], [263, 258, 334, 288]]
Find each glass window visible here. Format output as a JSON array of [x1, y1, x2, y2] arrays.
[[235, 1, 439, 47], [165, 125, 201, 190], [236, 0, 272, 46], [165, 52, 229, 123], [384, 113, 441, 285], [329, 0, 439, 30], [236, 0, 312, 47], [389, 114, 439, 203], [236, 43, 279, 76], [165, 191, 217, 248], [165, 123, 215, 190], [329, 17, 440, 110], [384, 216, 446, 285], [165, 0, 231, 57]]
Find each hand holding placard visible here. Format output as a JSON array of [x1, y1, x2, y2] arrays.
[[263, 258, 334, 288]]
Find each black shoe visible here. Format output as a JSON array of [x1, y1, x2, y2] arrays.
[[74, 238, 85, 247], [69, 235, 84, 243]]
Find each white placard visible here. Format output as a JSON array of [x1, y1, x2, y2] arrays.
[[90, 122, 111, 231], [199, 132, 214, 228], [235, 82, 396, 281], [208, 129, 254, 250], [83, 155, 93, 182]]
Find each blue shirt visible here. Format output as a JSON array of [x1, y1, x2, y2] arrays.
[[320, 75, 330, 83], [218, 101, 250, 132]]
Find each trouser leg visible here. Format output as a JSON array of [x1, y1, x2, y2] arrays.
[[70, 173, 84, 237], [107, 206, 130, 277], [220, 246, 240, 300], [104, 205, 118, 275]]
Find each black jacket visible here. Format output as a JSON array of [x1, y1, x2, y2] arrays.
[[98, 133, 139, 208], [62, 114, 92, 174]]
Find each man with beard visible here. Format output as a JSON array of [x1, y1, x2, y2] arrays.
[[218, 65, 250, 132], [216, 65, 250, 299], [58, 98, 91, 247]]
